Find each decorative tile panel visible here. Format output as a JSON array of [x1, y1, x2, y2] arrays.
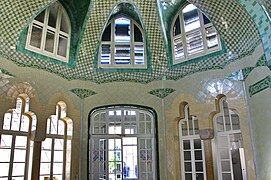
[[249, 76, 271, 96], [70, 88, 97, 99], [0, 0, 265, 84], [148, 88, 175, 99]]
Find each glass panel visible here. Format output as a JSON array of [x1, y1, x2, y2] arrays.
[[30, 24, 43, 48], [114, 44, 131, 64], [57, 35, 68, 57], [196, 173, 204, 180], [45, 30, 55, 53], [115, 18, 130, 42], [60, 13, 69, 33], [0, 163, 9, 176], [205, 26, 218, 49], [194, 139, 201, 149], [54, 150, 64, 162], [186, 30, 203, 55], [48, 3, 59, 28], [222, 173, 232, 180], [185, 173, 192, 180], [194, 118, 199, 134], [184, 151, 191, 160], [102, 25, 111, 41], [58, 121, 65, 135], [134, 24, 143, 42], [101, 44, 111, 64], [195, 150, 202, 160], [185, 162, 192, 171], [220, 148, 229, 159], [53, 162, 63, 174], [40, 162, 51, 175], [15, 136, 27, 148], [42, 138, 52, 150], [35, 10, 45, 23], [173, 36, 184, 59], [41, 150, 51, 162], [216, 116, 224, 132], [12, 163, 25, 176], [195, 162, 203, 172], [231, 114, 240, 130], [188, 117, 193, 135], [183, 4, 200, 32], [221, 160, 231, 171], [54, 139, 64, 150], [173, 17, 181, 36], [134, 44, 144, 65], [183, 140, 190, 150], [0, 135, 12, 148], [14, 149, 26, 162], [181, 121, 188, 136], [20, 116, 29, 132], [3, 113, 11, 130], [203, 14, 210, 25], [0, 149, 11, 162]]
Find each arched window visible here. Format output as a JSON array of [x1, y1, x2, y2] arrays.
[[213, 96, 247, 180], [179, 104, 207, 180], [0, 94, 36, 180], [99, 17, 146, 68], [40, 101, 73, 180], [89, 106, 157, 180], [172, 4, 221, 64], [25, 2, 71, 62]]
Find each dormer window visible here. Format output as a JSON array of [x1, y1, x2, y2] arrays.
[[99, 17, 146, 69], [172, 4, 221, 64], [25, 2, 71, 62]]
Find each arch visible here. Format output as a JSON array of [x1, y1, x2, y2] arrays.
[[95, 2, 151, 72], [0, 93, 36, 180]]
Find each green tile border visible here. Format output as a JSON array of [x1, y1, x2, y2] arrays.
[[70, 88, 97, 99], [249, 76, 271, 96], [148, 88, 175, 99]]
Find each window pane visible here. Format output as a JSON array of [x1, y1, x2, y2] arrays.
[[54, 150, 64, 162], [0, 163, 9, 176], [115, 18, 130, 42], [134, 24, 143, 42], [222, 173, 232, 180], [196, 173, 204, 180], [181, 121, 188, 136], [41, 150, 51, 162], [194, 150, 202, 160], [40, 163, 51, 175], [48, 4, 59, 28], [134, 44, 144, 65], [174, 36, 184, 59], [3, 113, 11, 130], [35, 11, 45, 23], [221, 160, 231, 171], [203, 14, 210, 25], [185, 173, 192, 180], [216, 116, 224, 132], [102, 25, 111, 41], [173, 17, 181, 36], [0, 135, 12, 148], [231, 114, 240, 130], [53, 162, 63, 174], [12, 163, 25, 176], [114, 44, 130, 64], [30, 24, 43, 48], [185, 162, 192, 172], [184, 151, 191, 160], [60, 13, 69, 33], [15, 136, 27, 148], [45, 31, 55, 53], [57, 35, 68, 57], [101, 44, 111, 64], [194, 139, 201, 149], [205, 26, 218, 49], [54, 139, 64, 150], [183, 4, 200, 32], [14, 149, 26, 162], [186, 30, 203, 55], [183, 140, 190, 150], [195, 162, 203, 172]]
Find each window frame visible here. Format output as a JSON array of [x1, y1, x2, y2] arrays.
[[25, 2, 71, 63], [99, 16, 147, 69], [212, 97, 248, 180], [179, 104, 207, 180], [171, 4, 222, 65]]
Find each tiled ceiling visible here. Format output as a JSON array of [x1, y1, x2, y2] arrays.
[[0, 0, 263, 84]]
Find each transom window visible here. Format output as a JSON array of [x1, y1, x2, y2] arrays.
[[89, 106, 157, 180], [99, 17, 146, 69], [172, 4, 221, 64], [26, 2, 71, 62], [179, 104, 207, 180], [213, 97, 247, 180]]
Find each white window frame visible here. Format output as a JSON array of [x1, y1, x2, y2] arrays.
[[26, 2, 71, 63], [213, 97, 247, 180], [99, 17, 147, 69], [89, 106, 157, 180], [0, 95, 35, 180], [40, 102, 73, 180], [179, 104, 207, 180], [172, 4, 221, 64]]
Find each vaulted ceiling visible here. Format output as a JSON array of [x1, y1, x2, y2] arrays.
[[0, 0, 269, 84]]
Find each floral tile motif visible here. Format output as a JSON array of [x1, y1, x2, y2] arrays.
[[0, 68, 15, 77], [249, 76, 271, 97], [148, 88, 175, 99], [70, 88, 97, 99]]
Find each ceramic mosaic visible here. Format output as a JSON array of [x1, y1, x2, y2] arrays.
[[148, 88, 175, 99], [0, 0, 265, 84], [0, 68, 15, 77], [241, 55, 267, 80], [70, 88, 97, 99], [239, 0, 271, 67], [249, 76, 271, 96]]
